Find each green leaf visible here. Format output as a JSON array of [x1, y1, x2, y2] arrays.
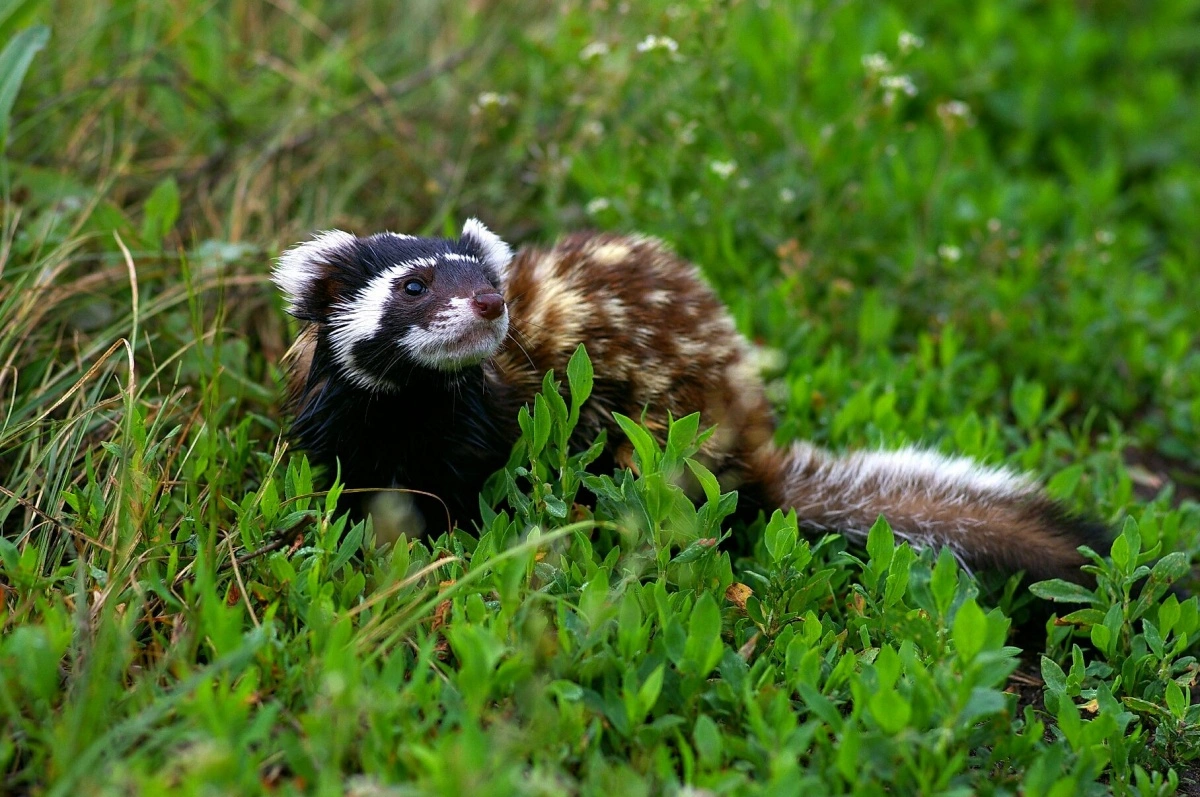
[[531, 393, 552, 457], [140, 176, 180, 245], [797, 683, 843, 731], [565, 344, 593, 426], [1028, 579, 1097, 604], [1057, 608, 1105, 627], [763, 509, 797, 563], [930, 547, 959, 619], [683, 591, 723, 677], [953, 598, 987, 663], [1040, 655, 1067, 697], [1158, 594, 1181, 637], [330, 520, 364, 572], [684, 457, 721, 505], [671, 537, 717, 565], [1165, 680, 1186, 720], [1046, 464, 1084, 500], [865, 514, 894, 574], [1112, 516, 1141, 574], [612, 412, 659, 471], [693, 714, 722, 767], [1011, 377, 1046, 431], [1090, 622, 1112, 658], [543, 493, 568, 519], [868, 688, 911, 734], [616, 590, 644, 660], [636, 664, 664, 717], [665, 412, 701, 460], [857, 288, 898, 350], [0, 23, 48, 151], [0, 536, 18, 573], [959, 687, 1007, 724], [883, 544, 914, 608]]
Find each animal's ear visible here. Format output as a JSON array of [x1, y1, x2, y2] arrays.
[[273, 230, 361, 322], [460, 218, 513, 284]]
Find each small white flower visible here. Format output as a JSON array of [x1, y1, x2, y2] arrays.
[[581, 120, 605, 138], [939, 100, 970, 118], [586, 197, 611, 215], [898, 31, 924, 54], [937, 244, 962, 262], [862, 52, 891, 76], [580, 41, 610, 61], [709, 160, 737, 179], [636, 35, 679, 53], [1095, 229, 1115, 246], [736, 177, 751, 190], [678, 120, 698, 145], [881, 74, 918, 97], [936, 100, 975, 131], [472, 91, 512, 113], [987, 218, 1002, 234], [778, 187, 796, 204]]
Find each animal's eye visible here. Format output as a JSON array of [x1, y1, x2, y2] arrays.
[[403, 280, 426, 296]]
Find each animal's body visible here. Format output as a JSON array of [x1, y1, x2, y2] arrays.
[[274, 220, 1108, 582]]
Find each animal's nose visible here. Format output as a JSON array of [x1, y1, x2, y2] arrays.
[[471, 292, 505, 321]]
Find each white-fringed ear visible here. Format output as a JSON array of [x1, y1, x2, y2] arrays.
[[461, 218, 513, 282], [273, 230, 358, 316]]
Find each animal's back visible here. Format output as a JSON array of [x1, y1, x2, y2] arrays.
[[488, 232, 778, 493]]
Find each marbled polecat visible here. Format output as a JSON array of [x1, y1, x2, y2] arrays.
[[274, 219, 1108, 582]]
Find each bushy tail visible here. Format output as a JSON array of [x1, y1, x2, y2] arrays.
[[757, 443, 1110, 583]]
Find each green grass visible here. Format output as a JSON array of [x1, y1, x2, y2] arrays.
[[2, 0, 1200, 793]]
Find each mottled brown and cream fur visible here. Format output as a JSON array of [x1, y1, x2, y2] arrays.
[[276, 224, 1108, 583]]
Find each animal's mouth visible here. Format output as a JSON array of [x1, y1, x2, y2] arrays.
[[402, 310, 509, 371], [440, 323, 508, 369]]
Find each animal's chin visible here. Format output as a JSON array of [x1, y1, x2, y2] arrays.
[[420, 329, 507, 372], [401, 314, 510, 372]]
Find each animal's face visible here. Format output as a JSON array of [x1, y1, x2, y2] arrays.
[[273, 219, 513, 389]]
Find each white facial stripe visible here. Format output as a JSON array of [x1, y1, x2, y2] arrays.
[[327, 257, 437, 371], [461, 217, 514, 281], [442, 252, 480, 263], [273, 230, 357, 314]]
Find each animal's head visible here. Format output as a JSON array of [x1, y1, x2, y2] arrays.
[[273, 218, 513, 389]]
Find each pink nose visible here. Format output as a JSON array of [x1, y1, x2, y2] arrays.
[[471, 292, 505, 321]]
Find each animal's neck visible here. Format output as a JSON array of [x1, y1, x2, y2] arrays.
[[324, 357, 504, 476], [340, 362, 492, 438]]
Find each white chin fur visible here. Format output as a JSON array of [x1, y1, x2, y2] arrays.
[[402, 303, 509, 371]]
